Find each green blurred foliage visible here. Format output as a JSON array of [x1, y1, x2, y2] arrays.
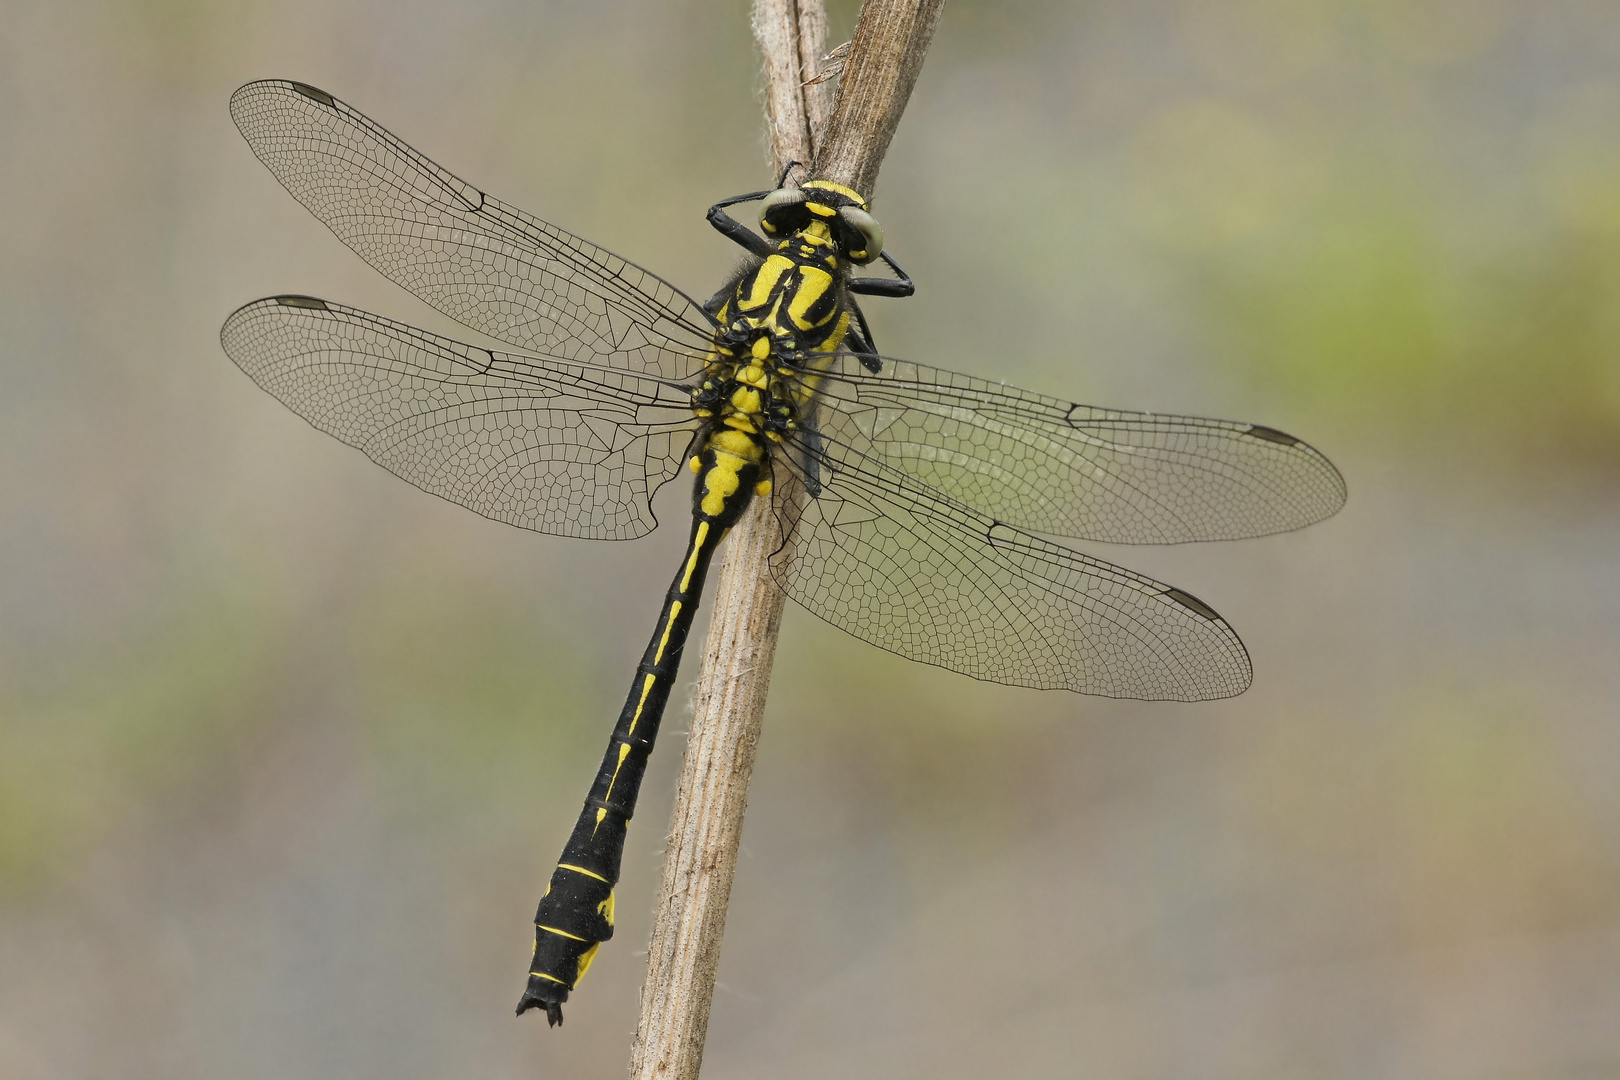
[[0, 590, 278, 895]]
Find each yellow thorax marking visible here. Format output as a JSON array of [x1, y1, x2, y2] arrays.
[[827, 309, 851, 351], [788, 266, 834, 330], [744, 255, 794, 310]]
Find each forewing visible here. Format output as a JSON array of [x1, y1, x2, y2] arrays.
[[228, 79, 715, 381], [220, 297, 694, 540], [770, 430, 1253, 699], [811, 354, 1346, 544]]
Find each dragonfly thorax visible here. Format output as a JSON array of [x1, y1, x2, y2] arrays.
[[712, 183, 885, 362]]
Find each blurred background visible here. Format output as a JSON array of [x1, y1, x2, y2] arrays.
[[3, 0, 1619, 1076]]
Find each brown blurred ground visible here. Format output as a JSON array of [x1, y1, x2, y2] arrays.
[[2, 1, 1618, 1077]]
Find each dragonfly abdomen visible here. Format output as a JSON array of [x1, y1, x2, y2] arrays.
[[517, 420, 768, 1026]]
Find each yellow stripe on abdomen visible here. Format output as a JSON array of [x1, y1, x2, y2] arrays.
[[681, 523, 709, 591]]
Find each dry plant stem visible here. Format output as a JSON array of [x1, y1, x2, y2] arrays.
[[628, 2, 941, 1077], [795, 1, 835, 149], [814, 0, 945, 195], [752, 0, 832, 181]]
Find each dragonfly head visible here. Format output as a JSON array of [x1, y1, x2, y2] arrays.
[[759, 180, 884, 265]]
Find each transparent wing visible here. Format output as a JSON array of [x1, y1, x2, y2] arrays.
[[228, 79, 716, 381], [220, 296, 696, 540], [808, 353, 1346, 544], [769, 430, 1253, 700]]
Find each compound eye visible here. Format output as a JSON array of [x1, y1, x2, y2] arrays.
[[837, 206, 885, 264], [759, 187, 808, 235]]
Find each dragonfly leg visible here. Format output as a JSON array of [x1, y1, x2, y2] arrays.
[[847, 250, 915, 298], [845, 300, 883, 373], [797, 419, 826, 498], [706, 190, 777, 258]]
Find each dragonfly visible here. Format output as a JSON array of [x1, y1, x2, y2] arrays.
[[220, 79, 1345, 1026]]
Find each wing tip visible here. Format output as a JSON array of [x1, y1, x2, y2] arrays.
[[273, 294, 331, 310], [230, 78, 336, 105], [286, 81, 337, 107], [229, 80, 340, 136], [219, 295, 340, 362], [1165, 587, 1253, 702], [221, 293, 335, 324]]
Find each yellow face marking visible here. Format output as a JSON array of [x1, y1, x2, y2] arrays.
[[574, 941, 602, 982], [787, 266, 834, 331], [654, 601, 681, 664], [557, 863, 608, 883], [806, 201, 835, 217], [681, 521, 710, 591], [743, 255, 794, 311], [804, 179, 866, 205]]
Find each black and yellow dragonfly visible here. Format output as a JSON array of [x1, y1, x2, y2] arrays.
[[220, 80, 1345, 1026]]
